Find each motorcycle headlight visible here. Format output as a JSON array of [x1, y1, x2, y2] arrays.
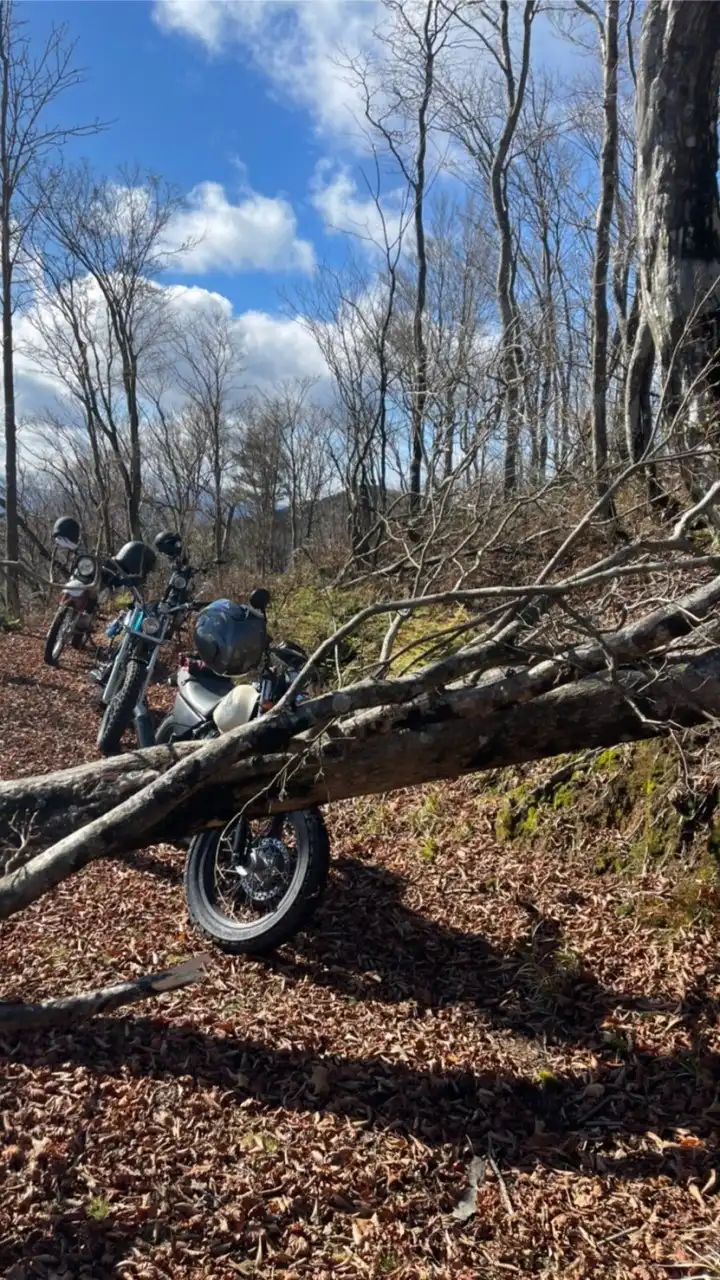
[[141, 615, 161, 636], [171, 573, 188, 590], [75, 555, 96, 582]]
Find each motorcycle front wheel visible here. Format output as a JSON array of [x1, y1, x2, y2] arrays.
[[43, 606, 76, 667], [97, 658, 147, 756], [184, 808, 330, 955]]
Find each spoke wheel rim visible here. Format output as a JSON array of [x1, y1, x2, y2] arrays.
[[212, 816, 299, 928]]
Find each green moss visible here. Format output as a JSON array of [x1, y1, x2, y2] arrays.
[[495, 801, 517, 843], [86, 1195, 111, 1221], [518, 805, 539, 834], [595, 851, 622, 875], [536, 1068, 561, 1088], [634, 848, 720, 932], [552, 784, 574, 810], [594, 747, 623, 772], [420, 835, 438, 860]]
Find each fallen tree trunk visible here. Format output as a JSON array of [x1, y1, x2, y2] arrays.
[[2, 569, 720, 922], [5, 567, 720, 866], [2, 646, 720, 920]]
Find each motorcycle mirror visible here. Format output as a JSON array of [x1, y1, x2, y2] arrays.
[[249, 587, 271, 613]]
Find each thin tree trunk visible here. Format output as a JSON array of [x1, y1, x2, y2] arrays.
[[492, 0, 535, 498], [408, 0, 435, 511], [590, 0, 620, 515], [2, 262, 19, 616]]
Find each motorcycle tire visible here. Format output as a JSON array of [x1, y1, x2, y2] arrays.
[[97, 659, 148, 757], [184, 808, 330, 956], [43, 606, 76, 667]]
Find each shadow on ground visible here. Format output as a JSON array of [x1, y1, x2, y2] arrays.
[[2, 857, 719, 1197]]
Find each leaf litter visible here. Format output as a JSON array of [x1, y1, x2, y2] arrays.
[[0, 630, 719, 1277]]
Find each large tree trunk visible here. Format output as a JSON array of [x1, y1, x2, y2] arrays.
[[3, 567, 720, 922], [636, 0, 720, 502], [2, 644, 720, 922], [1, 646, 718, 863], [0, 23, 18, 618]]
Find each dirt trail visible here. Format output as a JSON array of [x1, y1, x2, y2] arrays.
[[0, 630, 718, 1279]]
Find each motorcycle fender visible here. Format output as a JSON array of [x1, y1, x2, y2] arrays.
[[172, 688, 207, 731], [60, 589, 87, 607], [213, 684, 259, 734]]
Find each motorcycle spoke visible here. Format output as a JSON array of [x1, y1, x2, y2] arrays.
[[212, 817, 299, 926]]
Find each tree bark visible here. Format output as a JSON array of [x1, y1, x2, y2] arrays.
[[3, 644, 720, 920], [493, 0, 535, 498], [3, 567, 720, 920], [635, 0, 720, 494], [408, 0, 435, 510], [2, 642, 719, 835], [590, 0, 619, 514], [0, 9, 18, 617]]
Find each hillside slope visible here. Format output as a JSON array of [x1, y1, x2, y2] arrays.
[[0, 628, 719, 1279]]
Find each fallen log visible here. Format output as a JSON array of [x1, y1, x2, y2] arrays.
[[5, 567, 720, 866], [2, 569, 720, 922], [1, 646, 720, 920]]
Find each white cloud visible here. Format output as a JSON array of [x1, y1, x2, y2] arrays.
[[9, 280, 330, 456], [154, 0, 382, 142], [154, 0, 590, 165], [310, 161, 406, 251], [232, 308, 328, 393], [163, 181, 315, 275]]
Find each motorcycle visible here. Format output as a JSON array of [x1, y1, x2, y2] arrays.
[[44, 516, 113, 667], [96, 531, 210, 757], [155, 589, 329, 956]]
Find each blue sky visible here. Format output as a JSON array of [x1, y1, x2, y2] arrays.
[[24, 0, 334, 314], [13, 0, 592, 423]]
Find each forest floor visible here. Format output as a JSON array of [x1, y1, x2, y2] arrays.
[[1, 626, 720, 1280]]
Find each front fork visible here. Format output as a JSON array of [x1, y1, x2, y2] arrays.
[[132, 635, 165, 748]]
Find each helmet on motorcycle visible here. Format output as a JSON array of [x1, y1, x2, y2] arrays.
[[52, 515, 80, 551], [154, 529, 183, 560], [194, 599, 267, 676], [113, 540, 157, 579]]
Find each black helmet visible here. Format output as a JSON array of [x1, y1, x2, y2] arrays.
[[154, 529, 183, 560], [194, 599, 267, 676], [113, 540, 157, 579], [52, 515, 80, 551]]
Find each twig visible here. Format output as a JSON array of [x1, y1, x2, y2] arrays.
[[487, 1151, 515, 1218]]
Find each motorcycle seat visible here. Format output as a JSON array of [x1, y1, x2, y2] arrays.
[[177, 668, 233, 719]]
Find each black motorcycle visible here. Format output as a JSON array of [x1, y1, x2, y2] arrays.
[[96, 531, 210, 757], [44, 516, 116, 667], [155, 589, 329, 956]]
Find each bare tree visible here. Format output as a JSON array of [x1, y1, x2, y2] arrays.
[[440, 0, 538, 497], [344, 0, 453, 509], [143, 403, 210, 544], [37, 165, 184, 537], [577, 0, 620, 514], [0, 1, 98, 612], [300, 258, 400, 563], [169, 302, 242, 563]]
